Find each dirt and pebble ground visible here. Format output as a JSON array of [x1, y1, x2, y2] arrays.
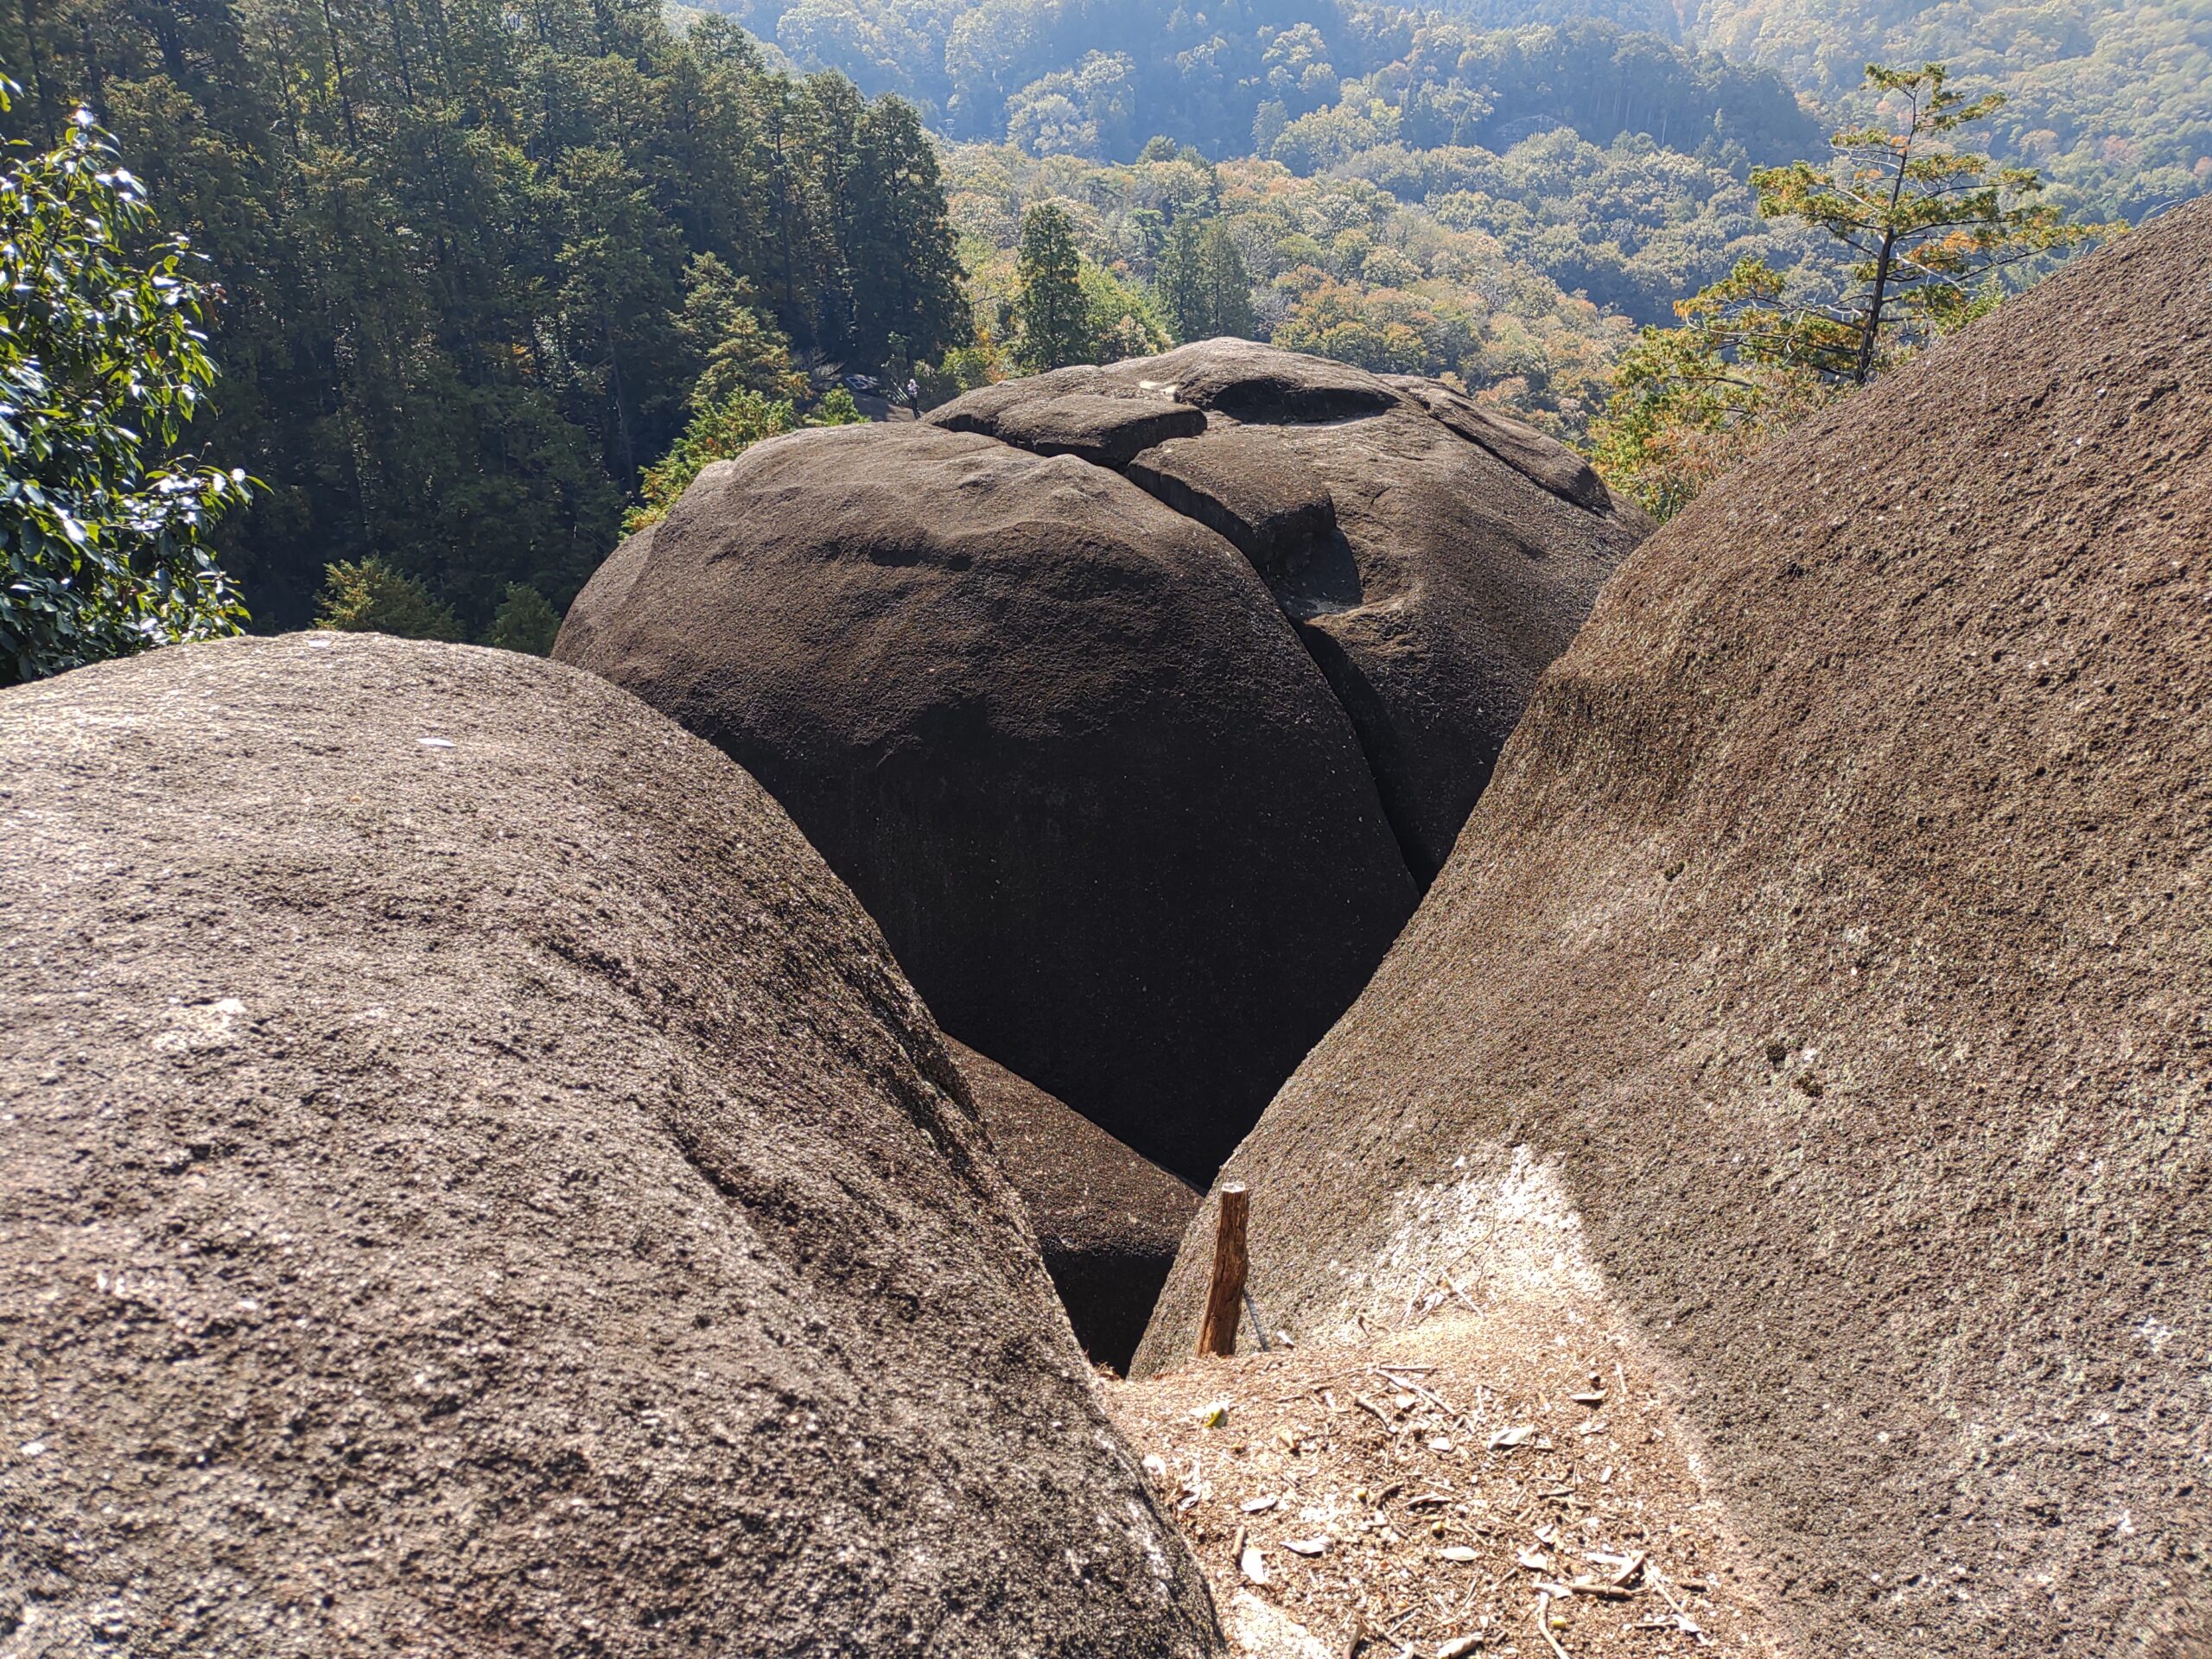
[[1108, 1305, 1784, 1659]]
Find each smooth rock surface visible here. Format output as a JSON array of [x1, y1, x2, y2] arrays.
[[1138, 209, 2212, 1657], [559, 419, 1414, 1180], [938, 341, 1649, 878], [931, 380, 1206, 464], [0, 632, 1225, 1659], [1125, 425, 1336, 582]]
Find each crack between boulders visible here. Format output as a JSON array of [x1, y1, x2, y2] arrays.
[[1287, 615, 1436, 889], [954, 423, 1426, 893]]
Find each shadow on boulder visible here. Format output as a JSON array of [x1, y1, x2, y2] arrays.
[[949, 1039, 1198, 1372], [556, 340, 1647, 1187]]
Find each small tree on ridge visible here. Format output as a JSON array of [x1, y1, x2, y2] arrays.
[[1592, 61, 2113, 518], [1745, 61, 2106, 385]]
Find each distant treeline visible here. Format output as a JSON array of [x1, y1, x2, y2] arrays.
[[710, 0, 1821, 166], [1687, 0, 2211, 217], [729, 0, 2209, 217]]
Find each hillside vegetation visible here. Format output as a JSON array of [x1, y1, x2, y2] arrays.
[[712, 0, 1816, 160], [0, 0, 968, 629], [950, 145, 1641, 435], [720, 0, 2205, 219], [1688, 0, 2211, 214], [0, 0, 2190, 639], [912, 10, 1840, 432]]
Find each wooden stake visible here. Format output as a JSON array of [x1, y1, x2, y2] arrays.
[[1197, 1183, 1249, 1357]]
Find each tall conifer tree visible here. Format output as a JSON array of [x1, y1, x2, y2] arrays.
[[1013, 201, 1091, 370], [1154, 218, 1205, 340], [1196, 222, 1255, 340]]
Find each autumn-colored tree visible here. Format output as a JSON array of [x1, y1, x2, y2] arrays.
[[1269, 269, 1433, 373], [1588, 315, 1832, 521]]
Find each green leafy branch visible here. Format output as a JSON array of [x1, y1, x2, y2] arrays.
[[0, 84, 255, 684]]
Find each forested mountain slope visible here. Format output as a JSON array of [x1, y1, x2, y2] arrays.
[[0, 0, 968, 628], [916, 8, 1835, 437], [711, 0, 1818, 162], [5, 0, 2189, 632], [1687, 0, 2211, 214], [734, 0, 2206, 220], [947, 131, 1828, 407]]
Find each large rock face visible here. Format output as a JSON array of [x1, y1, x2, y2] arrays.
[[556, 342, 1644, 1179], [1137, 209, 2212, 1656], [0, 633, 1224, 1659], [947, 1040, 1197, 1374]]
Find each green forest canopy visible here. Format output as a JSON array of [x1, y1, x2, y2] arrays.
[[729, 0, 2199, 355], [0, 0, 966, 630], [948, 142, 1654, 436], [2, 0, 2195, 637]]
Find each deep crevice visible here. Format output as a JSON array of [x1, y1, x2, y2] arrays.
[[1288, 615, 1446, 888]]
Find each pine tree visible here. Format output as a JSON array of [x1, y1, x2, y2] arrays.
[[848, 98, 969, 369], [1744, 62, 2110, 385], [314, 558, 463, 640], [677, 255, 810, 407], [485, 583, 563, 655], [1196, 222, 1255, 340], [1592, 60, 2112, 518], [625, 387, 866, 535], [1013, 202, 1091, 371]]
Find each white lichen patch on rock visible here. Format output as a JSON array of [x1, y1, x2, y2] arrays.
[[1332, 1143, 1604, 1345]]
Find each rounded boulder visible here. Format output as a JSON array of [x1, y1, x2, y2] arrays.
[[558, 344, 1646, 1178], [1139, 212, 2212, 1656], [0, 633, 1224, 1659]]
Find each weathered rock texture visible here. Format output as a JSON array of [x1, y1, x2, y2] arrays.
[[556, 341, 1644, 1179], [0, 633, 1224, 1659], [948, 1039, 1198, 1373], [1136, 209, 2212, 1657]]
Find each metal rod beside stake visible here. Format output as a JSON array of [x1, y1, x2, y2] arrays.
[[1197, 1183, 1249, 1357]]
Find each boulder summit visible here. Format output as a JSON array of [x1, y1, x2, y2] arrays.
[[557, 341, 1646, 1179]]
